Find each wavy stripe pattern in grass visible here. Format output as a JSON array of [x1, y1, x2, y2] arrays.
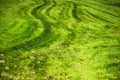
[[0, 0, 120, 80]]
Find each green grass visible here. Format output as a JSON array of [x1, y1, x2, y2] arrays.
[[0, 0, 120, 80]]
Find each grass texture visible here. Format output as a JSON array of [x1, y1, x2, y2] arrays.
[[0, 0, 120, 80]]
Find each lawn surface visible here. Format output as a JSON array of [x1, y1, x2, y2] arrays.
[[0, 0, 120, 80]]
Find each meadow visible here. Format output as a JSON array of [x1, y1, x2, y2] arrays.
[[0, 0, 120, 80]]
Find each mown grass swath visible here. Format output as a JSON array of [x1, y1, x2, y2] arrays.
[[0, 0, 120, 80]]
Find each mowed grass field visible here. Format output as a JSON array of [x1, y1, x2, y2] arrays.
[[0, 0, 120, 80]]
